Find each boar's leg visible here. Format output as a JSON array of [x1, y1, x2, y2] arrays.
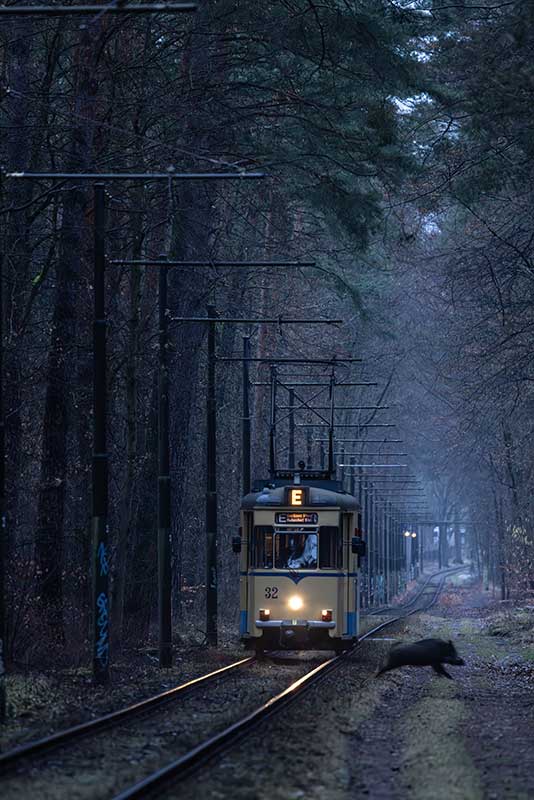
[[432, 663, 453, 679], [375, 662, 396, 677]]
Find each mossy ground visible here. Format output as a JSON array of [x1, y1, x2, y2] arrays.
[[401, 691, 482, 800]]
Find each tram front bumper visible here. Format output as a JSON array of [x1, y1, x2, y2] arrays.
[[253, 618, 336, 648], [255, 619, 336, 629]]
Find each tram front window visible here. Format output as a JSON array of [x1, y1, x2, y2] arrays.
[[275, 532, 317, 569]]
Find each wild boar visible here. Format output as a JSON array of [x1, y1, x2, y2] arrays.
[[376, 637, 465, 679]]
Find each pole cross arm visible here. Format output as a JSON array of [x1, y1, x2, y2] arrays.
[[110, 260, 316, 267], [413, 521, 472, 526], [253, 381, 376, 386], [279, 405, 387, 410], [5, 170, 265, 181], [361, 479, 421, 483], [172, 317, 343, 324], [217, 357, 361, 364], [336, 452, 408, 456], [297, 423, 394, 428], [338, 463, 408, 468], [0, 3, 197, 13], [352, 474, 417, 478], [315, 438, 403, 443], [372, 490, 426, 494]]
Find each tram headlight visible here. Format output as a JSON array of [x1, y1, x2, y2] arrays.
[[259, 609, 270, 621], [321, 609, 333, 622], [288, 595, 303, 612]]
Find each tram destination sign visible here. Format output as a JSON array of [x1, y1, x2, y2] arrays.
[[275, 512, 318, 525]]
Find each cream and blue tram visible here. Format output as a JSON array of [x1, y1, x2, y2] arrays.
[[235, 480, 366, 652]]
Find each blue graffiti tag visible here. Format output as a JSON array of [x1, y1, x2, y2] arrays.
[[209, 566, 217, 590], [96, 591, 109, 668], [98, 541, 109, 577]]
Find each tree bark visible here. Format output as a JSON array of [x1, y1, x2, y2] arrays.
[[453, 523, 463, 564], [35, 26, 102, 622]]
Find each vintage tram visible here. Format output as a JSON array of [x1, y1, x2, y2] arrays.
[[234, 470, 366, 652]]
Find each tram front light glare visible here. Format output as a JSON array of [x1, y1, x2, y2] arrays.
[[288, 595, 303, 611]]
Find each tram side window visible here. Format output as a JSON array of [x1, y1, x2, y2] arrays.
[[251, 526, 273, 568], [319, 526, 342, 568]]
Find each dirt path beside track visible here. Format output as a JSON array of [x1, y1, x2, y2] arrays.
[[349, 574, 534, 800]]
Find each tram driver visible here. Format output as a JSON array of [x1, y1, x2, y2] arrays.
[[285, 533, 317, 569]]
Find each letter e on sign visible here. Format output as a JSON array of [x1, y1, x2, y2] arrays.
[[290, 489, 303, 506]]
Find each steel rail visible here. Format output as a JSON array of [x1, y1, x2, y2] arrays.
[[0, 655, 255, 772], [112, 566, 461, 799]]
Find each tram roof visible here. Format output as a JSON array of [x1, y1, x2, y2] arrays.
[[241, 483, 360, 512]]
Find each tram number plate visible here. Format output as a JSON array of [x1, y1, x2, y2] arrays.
[[264, 586, 278, 599]]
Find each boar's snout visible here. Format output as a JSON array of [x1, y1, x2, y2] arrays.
[[444, 640, 464, 666]]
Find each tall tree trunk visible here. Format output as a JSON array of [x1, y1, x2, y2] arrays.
[[111, 22, 152, 645], [112, 199, 146, 642], [453, 523, 463, 564], [3, 20, 33, 558], [438, 523, 448, 568], [35, 27, 102, 624], [492, 486, 506, 601]]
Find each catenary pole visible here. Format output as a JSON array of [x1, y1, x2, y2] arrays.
[[288, 388, 295, 470], [242, 335, 251, 495], [157, 256, 172, 667], [269, 366, 277, 478], [206, 305, 218, 646], [328, 375, 335, 476], [0, 175, 5, 718], [92, 184, 110, 684]]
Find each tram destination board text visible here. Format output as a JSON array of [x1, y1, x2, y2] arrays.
[[275, 512, 319, 524]]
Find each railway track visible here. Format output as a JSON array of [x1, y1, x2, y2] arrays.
[[0, 655, 256, 771], [364, 563, 465, 617], [111, 565, 462, 800], [0, 565, 460, 799]]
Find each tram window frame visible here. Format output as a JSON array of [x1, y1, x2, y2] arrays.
[[319, 526, 342, 568], [250, 525, 274, 568]]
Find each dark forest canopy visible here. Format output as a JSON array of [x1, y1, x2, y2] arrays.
[[0, 0, 532, 664]]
